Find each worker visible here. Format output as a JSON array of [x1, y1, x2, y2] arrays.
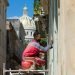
[[21, 31, 53, 69]]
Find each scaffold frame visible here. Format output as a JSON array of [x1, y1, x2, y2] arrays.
[[3, 63, 49, 75]]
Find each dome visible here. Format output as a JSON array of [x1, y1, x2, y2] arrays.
[[19, 6, 36, 30], [23, 6, 27, 10], [19, 6, 36, 42], [19, 13, 36, 30], [20, 15, 36, 30]]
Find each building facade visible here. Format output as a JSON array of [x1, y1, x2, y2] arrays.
[[7, 18, 25, 45], [0, 0, 9, 74], [47, 0, 75, 75], [34, 0, 49, 38], [40, 0, 49, 15], [6, 18, 26, 69], [58, 0, 75, 75], [6, 21, 20, 70], [20, 6, 36, 43]]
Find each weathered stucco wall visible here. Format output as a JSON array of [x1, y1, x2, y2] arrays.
[[0, 1, 8, 74], [58, 0, 75, 75]]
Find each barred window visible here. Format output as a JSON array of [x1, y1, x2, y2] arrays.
[[31, 32, 32, 36], [0, 7, 1, 14], [0, 29, 1, 46], [0, 0, 1, 3]]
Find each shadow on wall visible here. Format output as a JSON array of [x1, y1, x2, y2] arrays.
[[6, 21, 26, 69]]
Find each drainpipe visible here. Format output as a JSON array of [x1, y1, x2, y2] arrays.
[[53, 0, 58, 75], [48, 0, 54, 75], [48, 0, 58, 75]]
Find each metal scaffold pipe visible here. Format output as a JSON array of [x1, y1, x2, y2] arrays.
[[4, 69, 49, 72], [3, 63, 49, 75]]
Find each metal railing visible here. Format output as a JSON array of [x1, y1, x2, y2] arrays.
[[3, 63, 49, 75]]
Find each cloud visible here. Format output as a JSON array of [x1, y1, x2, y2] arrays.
[[7, 16, 19, 19]]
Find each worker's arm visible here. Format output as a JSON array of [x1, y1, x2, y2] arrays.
[[30, 41, 53, 52], [39, 44, 53, 52], [39, 40, 53, 52]]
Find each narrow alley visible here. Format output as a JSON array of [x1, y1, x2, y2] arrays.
[[0, 0, 75, 75]]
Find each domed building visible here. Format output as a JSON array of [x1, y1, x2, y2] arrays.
[[19, 6, 36, 43]]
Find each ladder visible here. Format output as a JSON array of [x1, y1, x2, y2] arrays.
[[3, 63, 48, 75]]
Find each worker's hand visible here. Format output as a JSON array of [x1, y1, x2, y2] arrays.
[[50, 40, 53, 49]]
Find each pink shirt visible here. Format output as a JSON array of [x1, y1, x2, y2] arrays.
[[22, 39, 51, 58]]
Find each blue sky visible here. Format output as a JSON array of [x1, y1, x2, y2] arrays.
[[7, 0, 34, 18]]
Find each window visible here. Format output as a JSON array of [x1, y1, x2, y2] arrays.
[[27, 31, 28, 35], [31, 32, 32, 36], [0, 0, 2, 14], [0, 29, 1, 46], [0, 7, 1, 14], [2, 5, 5, 19], [0, 0, 1, 3]]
